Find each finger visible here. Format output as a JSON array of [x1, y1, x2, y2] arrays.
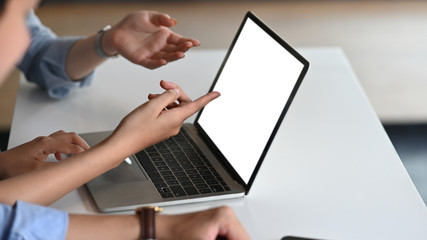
[[150, 12, 177, 27], [51, 132, 90, 151], [50, 140, 87, 156], [35, 136, 86, 161], [49, 130, 66, 137], [177, 91, 221, 119], [47, 132, 90, 159], [160, 41, 195, 53], [167, 33, 200, 46], [145, 88, 181, 115], [148, 93, 179, 109], [139, 59, 168, 69], [69, 132, 91, 150], [148, 93, 161, 100], [160, 80, 192, 103], [150, 51, 186, 63]]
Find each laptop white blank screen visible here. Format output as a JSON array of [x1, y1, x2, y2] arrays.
[[198, 18, 304, 184]]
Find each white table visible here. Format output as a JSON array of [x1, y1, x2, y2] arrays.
[[9, 48, 427, 240]]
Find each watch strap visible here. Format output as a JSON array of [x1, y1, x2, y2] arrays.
[[94, 25, 118, 58], [136, 206, 162, 240]]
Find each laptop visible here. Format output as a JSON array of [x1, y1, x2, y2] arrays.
[[81, 11, 309, 212]]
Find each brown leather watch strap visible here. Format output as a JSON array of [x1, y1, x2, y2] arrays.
[[136, 206, 162, 240]]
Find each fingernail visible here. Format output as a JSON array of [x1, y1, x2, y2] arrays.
[[171, 18, 178, 25], [213, 91, 221, 99]]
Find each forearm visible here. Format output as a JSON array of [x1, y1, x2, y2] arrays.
[[67, 214, 141, 240], [65, 34, 106, 80], [0, 139, 124, 206], [67, 213, 180, 240], [66, 27, 119, 81], [67, 207, 250, 240]]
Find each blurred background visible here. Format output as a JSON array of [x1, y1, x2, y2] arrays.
[[1, 0, 426, 203]]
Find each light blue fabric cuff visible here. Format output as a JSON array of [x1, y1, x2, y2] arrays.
[[28, 37, 95, 99], [2, 201, 68, 240]]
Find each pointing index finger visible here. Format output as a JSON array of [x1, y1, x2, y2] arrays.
[[180, 91, 221, 119]]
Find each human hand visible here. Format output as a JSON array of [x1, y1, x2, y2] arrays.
[[103, 11, 200, 69], [157, 206, 251, 240], [0, 130, 89, 179], [108, 80, 219, 157]]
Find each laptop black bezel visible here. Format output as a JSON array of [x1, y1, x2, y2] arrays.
[[193, 11, 310, 194]]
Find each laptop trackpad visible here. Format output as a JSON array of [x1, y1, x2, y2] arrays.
[[86, 157, 159, 212], [97, 158, 147, 183]]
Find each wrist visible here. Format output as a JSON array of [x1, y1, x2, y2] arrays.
[[100, 28, 118, 56], [94, 25, 118, 58], [154, 214, 177, 240]]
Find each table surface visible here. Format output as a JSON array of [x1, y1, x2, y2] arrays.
[[9, 48, 427, 240]]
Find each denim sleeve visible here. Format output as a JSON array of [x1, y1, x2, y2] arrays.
[[17, 10, 94, 99], [0, 201, 68, 240]]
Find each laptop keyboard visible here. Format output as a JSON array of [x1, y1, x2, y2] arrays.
[[136, 129, 231, 199]]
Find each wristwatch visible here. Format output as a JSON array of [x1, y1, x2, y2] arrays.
[[94, 25, 118, 58], [135, 206, 163, 240]]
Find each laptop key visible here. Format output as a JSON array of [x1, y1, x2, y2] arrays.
[[182, 165, 195, 170], [199, 170, 212, 176], [157, 166, 169, 171], [163, 175, 176, 181], [210, 185, 225, 192], [170, 185, 187, 197], [136, 152, 156, 173], [151, 157, 163, 162], [160, 192, 174, 198], [175, 171, 187, 177], [199, 188, 212, 194], [171, 166, 183, 172], [181, 181, 194, 187], [157, 187, 171, 193], [154, 182, 167, 188], [166, 180, 179, 185], [184, 186, 199, 195], [192, 179, 205, 184], [188, 174, 202, 180], [186, 169, 198, 175], [202, 175, 215, 181], [147, 172, 161, 179], [195, 183, 208, 189], [160, 170, 173, 176], [154, 161, 167, 167], [177, 176, 190, 182], [206, 179, 219, 185]]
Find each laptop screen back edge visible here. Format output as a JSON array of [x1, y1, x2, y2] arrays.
[[194, 11, 310, 194]]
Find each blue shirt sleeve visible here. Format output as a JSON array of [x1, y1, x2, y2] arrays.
[[17, 11, 95, 99], [0, 201, 68, 240]]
